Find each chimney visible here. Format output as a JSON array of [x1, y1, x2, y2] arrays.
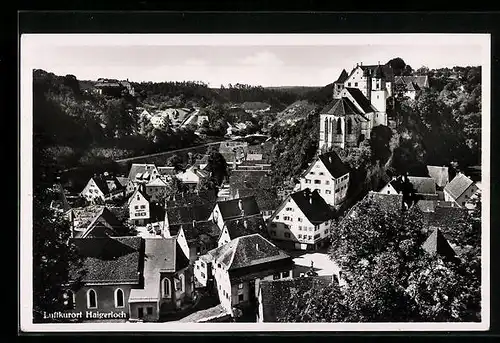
[[192, 220, 196, 228], [309, 196, 313, 205], [256, 243, 259, 251], [356, 63, 359, 67], [243, 220, 248, 228], [238, 199, 243, 211], [360, 62, 363, 66]]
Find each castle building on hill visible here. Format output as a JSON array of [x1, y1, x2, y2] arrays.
[[320, 62, 393, 150]]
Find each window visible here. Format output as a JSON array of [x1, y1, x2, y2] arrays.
[[239, 294, 244, 302], [114, 288, 124, 308], [347, 118, 353, 134], [286, 207, 293, 211], [310, 172, 315, 175], [273, 273, 281, 280], [317, 189, 321, 194], [319, 172, 324, 175], [314, 233, 321, 239], [87, 289, 97, 309], [325, 180, 330, 185], [314, 180, 321, 184], [284, 216, 291, 221], [196, 264, 200, 270], [308, 236, 312, 240], [298, 218, 303, 222], [298, 234, 302, 238], [147, 307, 153, 315], [299, 226, 302, 231], [354, 82, 358, 87], [306, 179, 311, 184], [325, 229, 329, 234], [140, 205, 146, 209], [200, 261, 205, 268], [238, 283, 244, 289], [63, 290, 75, 310], [136, 195, 140, 201], [138, 307, 144, 319], [347, 82, 351, 87], [284, 232, 291, 238], [275, 215, 280, 220], [201, 272, 206, 278], [162, 278, 171, 298], [336, 118, 342, 134], [282, 271, 290, 278], [326, 190, 331, 194], [226, 293, 230, 299], [309, 227, 313, 232]]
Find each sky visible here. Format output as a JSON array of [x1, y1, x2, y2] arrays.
[[23, 34, 488, 87]]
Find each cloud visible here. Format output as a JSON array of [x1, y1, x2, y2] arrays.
[[239, 51, 284, 67], [183, 58, 208, 66]]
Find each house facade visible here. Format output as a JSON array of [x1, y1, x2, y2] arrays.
[[80, 175, 126, 203], [268, 188, 335, 251], [128, 238, 193, 322], [195, 234, 294, 315], [128, 189, 150, 225], [145, 177, 171, 204], [299, 151, 349, 207]]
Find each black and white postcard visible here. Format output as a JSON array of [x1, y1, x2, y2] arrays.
[[20, 33, 490, 332]]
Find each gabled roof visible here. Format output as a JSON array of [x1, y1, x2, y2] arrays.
[[444, 173, 475, 200], [394, 75, 429, 89], [129, 237, 189, 302], [344, 87, 376, 113], [89, 175, 125, 196], [208, 234, 290, 271], [364, 191, 404, 213], [236, 188, 281, 212], [427, 166, 450, 188], [128, 163, 157, 181], [146, 177, 169, 187], [318, 151, 350, 179], [422, 228, 456, 260], [289, 189, 334, 224], [166, 203, 216, 226], [259, 275, 335, 322], [223, 216, 268, 241], [128, 188, 150, 205], [216, 196, 261, 220], [320, 97, 364, 117], [170, 220, 221, 243], [334, 69, 349, 84], [69, 236, 142, 284], [75, 207, 123, 238], [115, 177, 130, 188]]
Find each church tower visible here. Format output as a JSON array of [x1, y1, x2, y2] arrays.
[[370, 64, 388, 126]]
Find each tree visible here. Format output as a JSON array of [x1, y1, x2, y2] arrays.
[[387, 57, 407, 76], [403, 65, 414, 76], [167, 154, 184, 172], [416, 66, 430, 76], [205, 148, 228, 186]]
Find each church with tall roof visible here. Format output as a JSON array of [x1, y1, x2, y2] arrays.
[[320, 62, 393, 150]]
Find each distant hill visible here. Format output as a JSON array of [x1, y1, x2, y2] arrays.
[[265, 86, 321, 96], [273, 100, 318, 126]]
